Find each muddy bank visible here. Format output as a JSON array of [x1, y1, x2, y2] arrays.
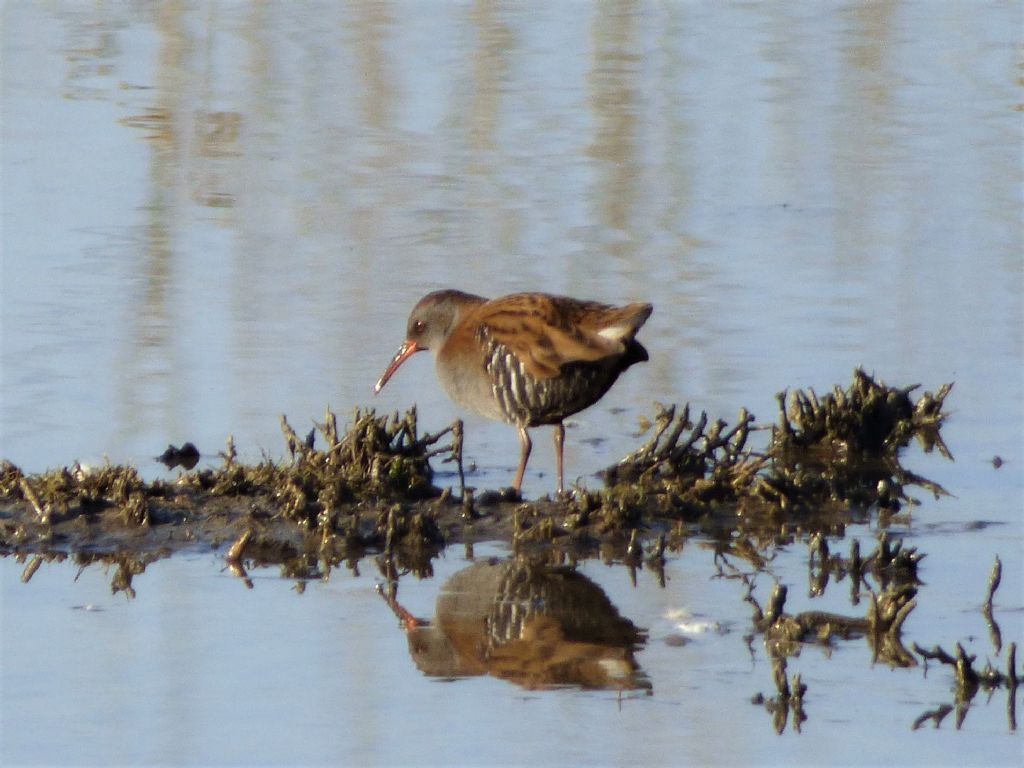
[[1, 369, 953, 567]]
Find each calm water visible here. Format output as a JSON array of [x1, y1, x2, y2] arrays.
[[2, 536, 1022, 766], [1, 1, 1021, 765]]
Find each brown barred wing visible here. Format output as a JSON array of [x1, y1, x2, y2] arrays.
[[469, 294, 641, 381]]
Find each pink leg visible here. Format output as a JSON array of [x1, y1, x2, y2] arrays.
[[553, 422, 565, 495], [513, 426, 532, 495]]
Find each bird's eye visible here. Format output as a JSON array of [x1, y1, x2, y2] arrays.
[[413, 320, 425, 334]]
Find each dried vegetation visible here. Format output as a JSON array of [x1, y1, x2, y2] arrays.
[[0, 368, 956, 559]]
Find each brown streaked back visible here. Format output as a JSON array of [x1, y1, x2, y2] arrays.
[[446, 293, 653, 380]]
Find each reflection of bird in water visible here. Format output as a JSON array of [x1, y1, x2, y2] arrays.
[[379, 558, 650, 692]]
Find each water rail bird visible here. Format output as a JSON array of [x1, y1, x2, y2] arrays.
[[374, 290, 653, 496]]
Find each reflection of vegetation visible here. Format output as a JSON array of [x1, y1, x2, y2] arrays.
[[17, 550, 159, 599], [731, 542, 1018, 734], [727, 532, 921, 669], [751, 655, 808, 735], [911, 557, 1019, 732]]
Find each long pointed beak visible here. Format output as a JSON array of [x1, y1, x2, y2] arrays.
[[374, 340, 421, 394]]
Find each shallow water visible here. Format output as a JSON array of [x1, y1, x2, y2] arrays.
[[1, 1, 1021, 765], [3, 535, 1021, 766]]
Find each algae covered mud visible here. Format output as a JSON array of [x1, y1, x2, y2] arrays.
[[1, 370, 952, 565], [2, 370, 1019, 740]]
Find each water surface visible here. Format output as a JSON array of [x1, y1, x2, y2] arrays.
[[1, 2, 1021, 765]]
